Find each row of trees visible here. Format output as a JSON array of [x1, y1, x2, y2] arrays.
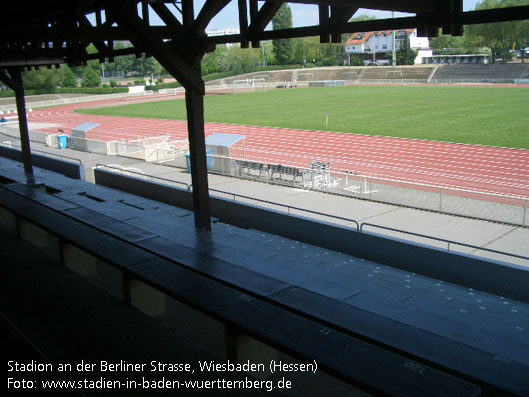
[[22, 43, 163, 91], [430, 0, 529, 63], [22, 65, 106, 91]]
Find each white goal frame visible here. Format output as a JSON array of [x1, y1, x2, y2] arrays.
[[233, 78, 266, 94]]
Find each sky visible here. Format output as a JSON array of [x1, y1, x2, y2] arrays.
[[106, 1, 484, 32], [202, 0, 483, 31]]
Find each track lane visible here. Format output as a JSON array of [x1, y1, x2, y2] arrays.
[[26, 96, 529, 199]]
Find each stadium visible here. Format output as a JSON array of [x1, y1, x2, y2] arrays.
[[3, 69, 526, 226], [2, 1, 529, 396]]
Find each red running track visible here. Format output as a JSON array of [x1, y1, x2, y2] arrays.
[[27, 94, 529, 199]]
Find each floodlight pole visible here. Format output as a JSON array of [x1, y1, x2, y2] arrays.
[[392, 11, 396, 67]]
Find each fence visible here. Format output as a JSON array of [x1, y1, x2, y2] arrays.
[[0, 123, 50, 144], [360, 223, 529, 265], [2, 121, 527, 228], [111, 79, 527, 99], [147, 150, 529, 227], [0, 90, 154, 112], [430, 79, 519, 85], [70, 137, 117, 156], [94, 164, 528, 267]]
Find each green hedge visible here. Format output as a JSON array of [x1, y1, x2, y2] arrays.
[[56, 87, 128, 94], [145, 81, 182, 90], [0, 89, 44, 97]]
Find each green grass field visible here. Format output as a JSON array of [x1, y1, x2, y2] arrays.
[[77, 85, 529, 149]]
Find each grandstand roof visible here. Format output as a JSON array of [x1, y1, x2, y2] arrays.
[[1, 1, 529, 74]]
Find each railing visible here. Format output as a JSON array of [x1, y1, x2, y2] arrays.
[[4, 122, 527, 228], [95, 164, 359, 231], [29, 148, 82, 165], [350, 78, 428, 85], [0, 124, 52, 145], [104, 164, 148, 179], [94, 164, 527, 265], [148, 150, 529, 228], [209, 187, 360, 231], [4, 123, 528, 262], [360, 223, 529, 264], [0, 90, 154, 112], [95, 164, 191, 190], [429, 79, 519, 85], [0, 140, 82, 164]]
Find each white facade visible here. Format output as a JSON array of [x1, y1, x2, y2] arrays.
[[415, 50, 433, 64], [206, 28, 240, 48], [345, 29, 429, 57]]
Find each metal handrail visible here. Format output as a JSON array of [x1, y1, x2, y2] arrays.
[[360, 222, 529, 262], [155, 149, 529, 201], [30, 148, 83, 165], [95, 164, 360, 231], [95, 163, 191, 190], [95, 164, 527, 261], [5, 143, 82, 165], [209, 187, 360, 231]]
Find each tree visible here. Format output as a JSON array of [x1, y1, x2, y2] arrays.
[[23, 68, 60, 92], [227, 46, 261, 72], [396, 37, 417, 65], [509, 1, 529, 63], [201, 51, 220, 75], [430, 34, 466, 54], [272, 4, 293, 65], [131, 55, 158, 75], [81, 66, 101, 87], [60, 66, 77, 88], [517, 19, 529, 63], [468, 0, 529, 63]]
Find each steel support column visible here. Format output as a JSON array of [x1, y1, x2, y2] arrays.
[[13, 70, 34, 183], [185, 71, 211, 231], [0, 68, 34, 183]]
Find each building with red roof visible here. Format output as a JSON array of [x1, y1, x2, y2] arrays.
[[345, 29, 431, 65]]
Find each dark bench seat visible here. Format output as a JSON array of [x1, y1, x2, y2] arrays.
[[0, 154, 528, 395], [0, 182, 486, 396]]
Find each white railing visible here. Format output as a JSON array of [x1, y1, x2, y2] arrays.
[[4, 78, 522, 113], [2, 123, 527, 227], [0, 123, 49, 144], [429, 79, 518, 85], [0, 90, 154, 112], [148, 150, 529, 227], [103, 164, 148, 179]]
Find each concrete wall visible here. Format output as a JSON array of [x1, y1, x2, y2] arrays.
[[0, 146, 84, 180], [94, 168, 529, 304]]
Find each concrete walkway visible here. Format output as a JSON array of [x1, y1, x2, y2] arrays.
[[2, 133, 528, 268]]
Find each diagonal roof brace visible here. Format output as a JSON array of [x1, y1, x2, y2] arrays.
[[109, 0, 205, 94]]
